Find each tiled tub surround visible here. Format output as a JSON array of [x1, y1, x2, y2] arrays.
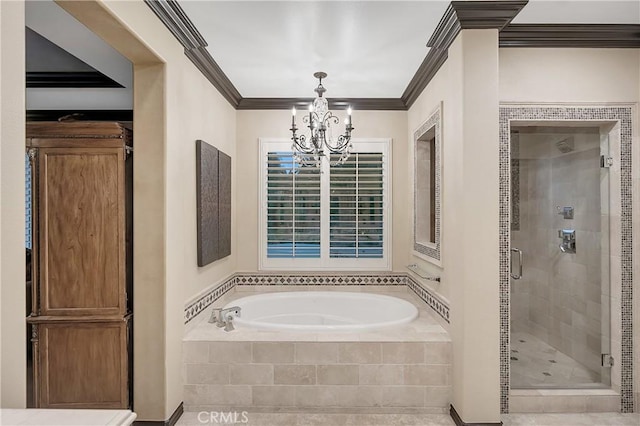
[[183, 287, 451, 413], [184, 273, 450, 328]]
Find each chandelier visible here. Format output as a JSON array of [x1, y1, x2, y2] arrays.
[[290, 72, 354, 167]]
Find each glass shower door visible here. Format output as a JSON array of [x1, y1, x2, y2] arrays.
[[510, 125, 611, 389]]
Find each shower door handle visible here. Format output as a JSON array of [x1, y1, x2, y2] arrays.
[[510, 248, 523, 280]]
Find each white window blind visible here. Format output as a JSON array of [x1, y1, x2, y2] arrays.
[[260, 139, 391, 271], [329, 153, 384, 258], [266, 152, 321, 258]]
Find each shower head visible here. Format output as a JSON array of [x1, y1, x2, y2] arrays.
[[555, 137, 574, 154]]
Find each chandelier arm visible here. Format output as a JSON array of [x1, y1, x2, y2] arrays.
[[325, 136, 352, 154], [292, 135, 316, 154]]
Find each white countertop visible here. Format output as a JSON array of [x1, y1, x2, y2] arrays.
[[0, 409, 136, 426]]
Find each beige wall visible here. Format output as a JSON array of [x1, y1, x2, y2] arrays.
[[408, 29, 502, 423], [500, 48, 640, 103], [0, 0, 27, 408], [407, 49, 452, 302], [236, 110, 409, 272]]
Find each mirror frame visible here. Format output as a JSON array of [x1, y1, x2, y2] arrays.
[[413, 103, 442, 264]]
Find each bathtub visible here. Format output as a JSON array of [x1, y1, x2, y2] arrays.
[[223, 291, 418, 332]]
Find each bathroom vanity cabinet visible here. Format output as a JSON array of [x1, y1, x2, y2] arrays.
[[26, 122, 133, 409]]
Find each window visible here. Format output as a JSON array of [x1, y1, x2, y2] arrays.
[[260, 139, 391, 270]]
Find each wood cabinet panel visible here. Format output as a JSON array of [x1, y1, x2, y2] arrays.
[[36, 318, 130, 408], [27, 122, 132, 409], [27, 122, 129, 139], [38, 147, 125, 316]]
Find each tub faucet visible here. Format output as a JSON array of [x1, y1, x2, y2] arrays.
[[209, 306, 241, 332]]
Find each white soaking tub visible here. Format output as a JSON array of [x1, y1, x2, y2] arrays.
[[223, 291, 418, 332]]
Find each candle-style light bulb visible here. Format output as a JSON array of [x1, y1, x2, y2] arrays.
[[291, 107, 296, 126], [347, 106, 352, 125]]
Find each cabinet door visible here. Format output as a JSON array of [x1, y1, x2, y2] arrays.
[[36, 319, 130, 408], [38, 147, 126, 316]]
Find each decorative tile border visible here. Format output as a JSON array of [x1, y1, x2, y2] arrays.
[[235, 273, 406, 286], [184, 275, 236, 324], [406, 276, 450, 323], [510, 131, 520, 232], [25, 153, 33, 250], [184, 273, 450, 325], [413, 104, 442, 262], [498, 105, 634, 413]]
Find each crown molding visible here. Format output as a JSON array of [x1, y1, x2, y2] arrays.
[[143, 0, 206, 50], [26, 71, 123, 88], [184, 47, 242, 108], [427, 1, 528, 49], [237, 97, 407, 111], [403, 1, 527, 108], [145, 0, 242, 107], [500, 24, 640, 48], [26, 110, 133, 122], [400, 47, 449, 111]]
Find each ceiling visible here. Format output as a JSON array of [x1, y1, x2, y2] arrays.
[[178, 0, 640, 99]]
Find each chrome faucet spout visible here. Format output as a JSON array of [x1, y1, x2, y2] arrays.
[[209, 306, 241, 331]]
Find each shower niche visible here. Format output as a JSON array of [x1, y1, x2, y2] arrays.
[[509, 124, 611, 389]]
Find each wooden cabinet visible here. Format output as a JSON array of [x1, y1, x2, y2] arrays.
[[31, 316, 132, 409], [26, 122, 132, 409]]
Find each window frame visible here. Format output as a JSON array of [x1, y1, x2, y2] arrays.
[[259, 138, 392, 271]]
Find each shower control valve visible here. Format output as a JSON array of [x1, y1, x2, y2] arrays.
[[558, 229, 576, 254], [556, 206, 574, 220]]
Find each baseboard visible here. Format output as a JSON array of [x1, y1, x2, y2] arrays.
[[450, 405, 502, 426], [134, 402, 183, 426]]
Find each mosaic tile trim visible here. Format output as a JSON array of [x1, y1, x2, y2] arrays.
[[406, 276, 450, 323], [184, 275, 236, 324], [234, 273, 407, 286], [498, 105, 634, 414], [25, 153, 33, 250], [413, 105, 442, 261], [510, 132, 520, 232]]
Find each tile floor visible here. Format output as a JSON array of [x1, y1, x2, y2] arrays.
[[510, 331, 603, 388], [176, 411, 640, 425]]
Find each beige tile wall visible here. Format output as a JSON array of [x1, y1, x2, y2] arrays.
[[183, 340, 451, 412]]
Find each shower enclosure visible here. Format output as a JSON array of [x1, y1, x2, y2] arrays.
[[510, 124, 611, 389]]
